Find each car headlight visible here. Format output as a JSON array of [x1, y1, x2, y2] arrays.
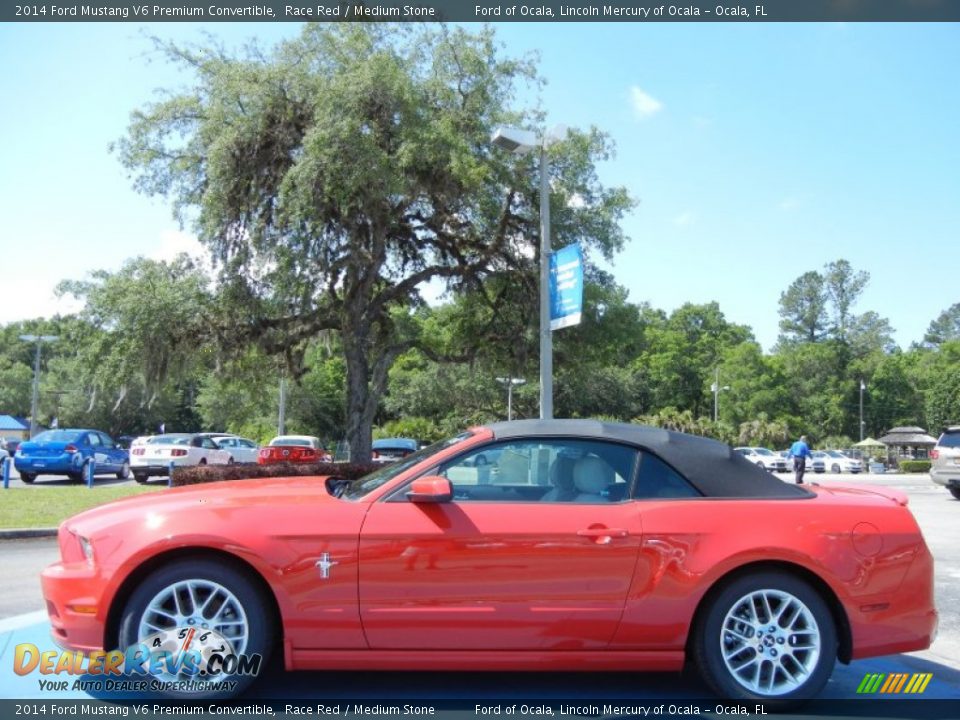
[[77, 534, 95, 563]]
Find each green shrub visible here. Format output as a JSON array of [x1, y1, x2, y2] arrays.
[[171, 461, 380, 487], [897, 460, 932, 473]]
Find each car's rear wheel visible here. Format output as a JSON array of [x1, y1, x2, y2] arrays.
[[949, 487, 960, 501], [133, 472, 149, 484], [117, 462, 130, 480], [693, 571, 836, 703], [117, 558, 273, 699], [20, 472, 36, 484]]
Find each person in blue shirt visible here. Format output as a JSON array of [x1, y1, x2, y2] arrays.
[[789, 435, 813, 484]]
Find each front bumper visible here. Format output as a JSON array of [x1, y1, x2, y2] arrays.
[[40, 560, 107, 653]]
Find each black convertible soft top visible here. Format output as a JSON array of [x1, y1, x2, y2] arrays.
[[487, 419, 813, 499]]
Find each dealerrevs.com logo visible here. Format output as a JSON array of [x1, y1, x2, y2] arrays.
[[14, 628, 262, 694]]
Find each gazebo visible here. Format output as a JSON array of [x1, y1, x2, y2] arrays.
[[877, 426, 938, 461]]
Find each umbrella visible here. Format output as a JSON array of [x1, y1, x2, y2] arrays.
[[853, 437, 885, 448]]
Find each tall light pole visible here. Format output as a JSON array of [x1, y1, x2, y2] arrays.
[[859, 379, 866, 442], [711, 367, 730, 423], [278, 375, 287, 436], [19, 334, 59, 438], [491, 126, 555, 420], [496, 377, 526, 421]]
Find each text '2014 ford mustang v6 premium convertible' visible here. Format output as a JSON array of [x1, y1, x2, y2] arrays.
[[41, 420, 936, 702]]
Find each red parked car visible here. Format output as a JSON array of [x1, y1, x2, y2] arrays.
[[41, 420, 936, 702], [257, 434, 331, 464]]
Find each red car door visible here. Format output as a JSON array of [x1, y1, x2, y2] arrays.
[[358, 439, 643, 650]]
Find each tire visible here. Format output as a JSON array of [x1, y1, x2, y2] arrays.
[[117, 462, 130, 480], [20, 472, 36, 484], [199, 458, 207, 466], [692, 571, 836, 703], [133, 472, 149, 484], [117, 558, 274, 699], [831, 464, 841, 474], [949, 487, 960, 501]]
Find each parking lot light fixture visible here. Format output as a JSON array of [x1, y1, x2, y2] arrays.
[[496, 377, 527, 421], [491, 126, 554, 419], [711, 367, 730, 423], [18, 334, 59, 438]]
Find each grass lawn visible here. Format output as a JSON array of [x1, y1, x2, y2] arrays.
[[0, 485, 165, 529]]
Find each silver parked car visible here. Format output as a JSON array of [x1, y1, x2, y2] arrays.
[[930, 426, 960, 500]]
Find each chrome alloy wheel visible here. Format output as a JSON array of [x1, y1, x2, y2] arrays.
[[138, 579, 249, 656], [719, 588, 821, 696]]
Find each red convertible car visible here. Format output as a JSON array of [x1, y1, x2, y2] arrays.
[[41, 420, 936, 702]]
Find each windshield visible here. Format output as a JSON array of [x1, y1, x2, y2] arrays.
[[32, 430, 82, 443], [271, 438, 317, 447], [341, 432, 473, 501], [754, 448, 774, 456], [827, 450, 845, 458]]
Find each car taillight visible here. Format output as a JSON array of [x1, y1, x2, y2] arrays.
[[930, 449, 939, 460], [171, 449, 188, 457], [132, 448, 145, 456], [64, 444, 78, 454], [372, 451, 379, 459]]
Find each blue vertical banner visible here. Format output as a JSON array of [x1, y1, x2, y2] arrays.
[[549, 243, 584, 331]]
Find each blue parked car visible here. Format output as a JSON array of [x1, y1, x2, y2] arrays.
[[14, 429, 130, 484]]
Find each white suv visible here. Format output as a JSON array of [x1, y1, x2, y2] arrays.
[[930, 427, 960, 500]]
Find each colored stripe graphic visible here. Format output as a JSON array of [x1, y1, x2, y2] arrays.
[[856, 672, 931, 694]]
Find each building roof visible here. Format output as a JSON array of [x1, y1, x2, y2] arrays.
[[0, 415, 29, 431], [877, 427, 938, 446], [487, 419, 812, 500]]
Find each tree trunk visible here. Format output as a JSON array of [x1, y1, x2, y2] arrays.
[[343, 337, 374, 463]]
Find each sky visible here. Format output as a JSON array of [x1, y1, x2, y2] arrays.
[[1, 21, 958, 352]]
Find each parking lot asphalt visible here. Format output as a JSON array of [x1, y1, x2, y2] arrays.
[[0, 472, 957, 703]]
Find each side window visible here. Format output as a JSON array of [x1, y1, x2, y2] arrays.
[[435, 439, 638, 503], [202, 438, 219, 450], [98, 433, 115, 448], [87, 433, 101, 447], [240, 439, 257, 449], [633, 452, 700, 499], [217, 438, 234, 448]]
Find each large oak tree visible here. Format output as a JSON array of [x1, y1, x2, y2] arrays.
[[117, 24, 632, 460]]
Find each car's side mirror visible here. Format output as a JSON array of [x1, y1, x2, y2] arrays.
[[406, 475, 453, 504]]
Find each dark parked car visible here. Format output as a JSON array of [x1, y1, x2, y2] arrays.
[[372, 437, 419, 464], [14, 429, 130, 483]]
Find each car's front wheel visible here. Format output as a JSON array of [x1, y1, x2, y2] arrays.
[[132, 472, 149, 484], [949, 487, 960, 501], [117, 558, 274, 699], [117, 462, 130, 480], [831, 464, 841, 473], [693, 571, 836, 703]]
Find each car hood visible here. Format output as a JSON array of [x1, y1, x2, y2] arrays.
[[64, 475, 344, 536]]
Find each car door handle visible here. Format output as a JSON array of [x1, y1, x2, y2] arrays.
[[577, 527, 630, 545]]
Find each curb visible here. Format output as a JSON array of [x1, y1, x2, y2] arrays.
[[0, 528, 58, 539]]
